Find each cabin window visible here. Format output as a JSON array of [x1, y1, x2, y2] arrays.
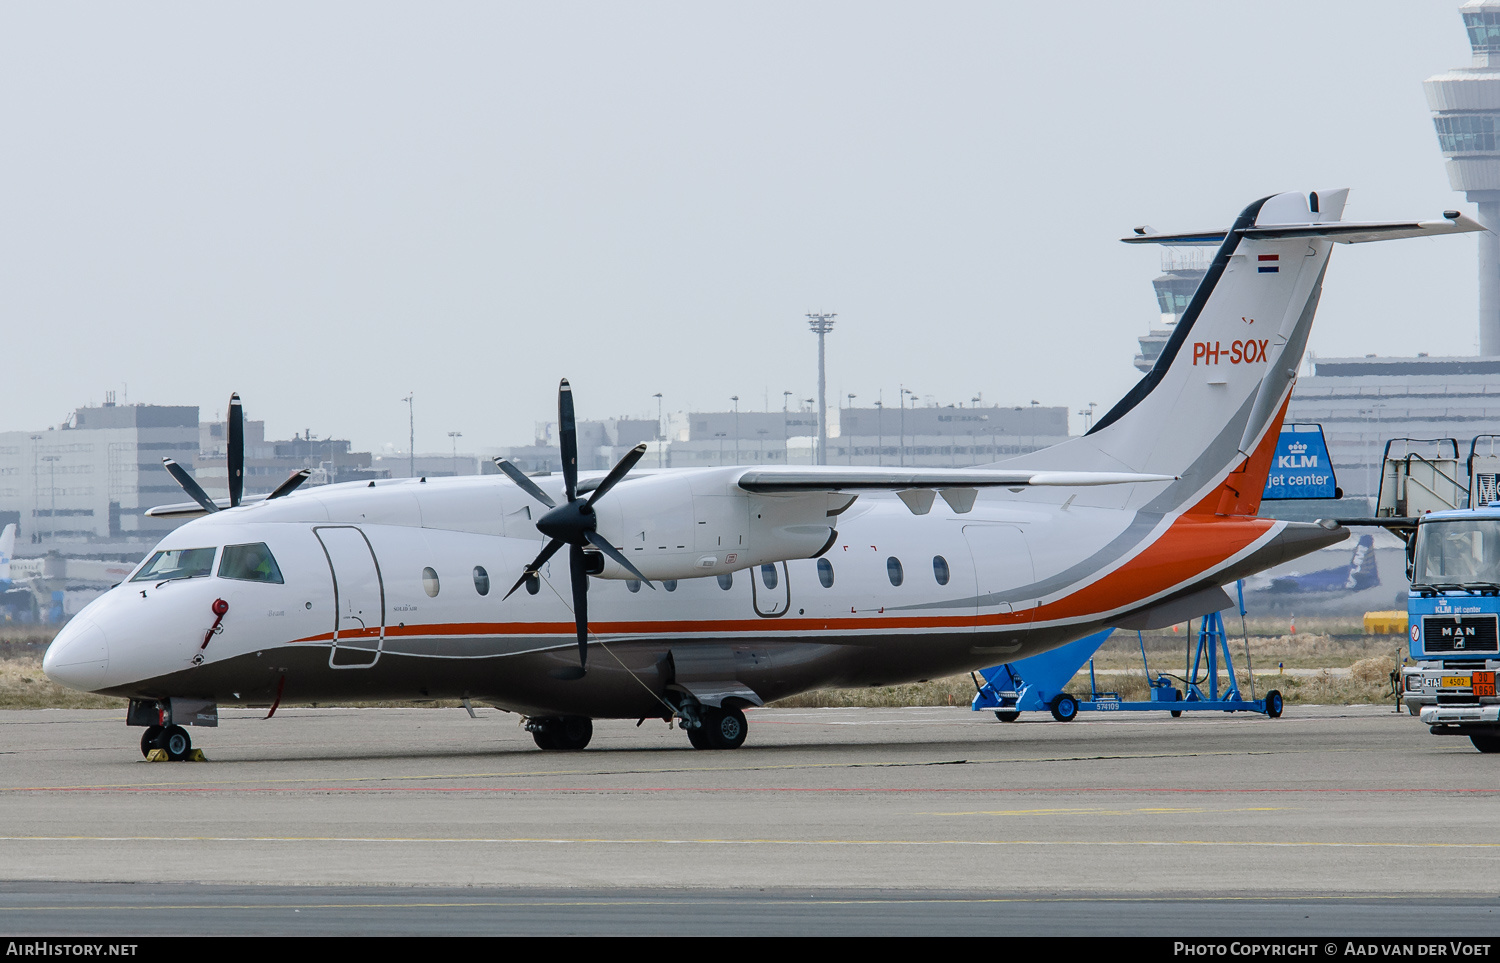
[[932, 555, 950, 586], [663, 579, 678, 592], [218, 543, 284, 584], [760, 563, 778, 590], [422, 567, 440, 597], [133, 547, 217, 582], [817, 558, 834, 588], [626, 579, 642, 593], [717, 572, 734, 591], [473, 566, 490, 596], [887, 556, 904, 587]]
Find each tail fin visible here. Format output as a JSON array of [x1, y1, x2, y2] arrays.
[[1346, 533, 1379, 590], [0, 523, 13, 583], [1013, 191, 1482, 515]]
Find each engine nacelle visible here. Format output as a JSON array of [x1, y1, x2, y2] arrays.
[[587, 468, 843, 581]]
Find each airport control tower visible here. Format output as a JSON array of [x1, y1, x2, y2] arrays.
[[1427, 0, 1500, 354]]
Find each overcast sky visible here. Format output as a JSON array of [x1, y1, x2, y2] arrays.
[[0, 1, 1484, 452]]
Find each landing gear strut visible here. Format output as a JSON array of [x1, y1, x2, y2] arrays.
[[528, 715, 593, 751]]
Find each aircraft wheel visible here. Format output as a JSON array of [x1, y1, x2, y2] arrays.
[[161, 725, 191, 761], [686, 724, 711, 750], [552, 716, 592, 751], [1049, 694, 1078, 723], [1470, 734, 1500, 754], [994, 710, 1020, 723], [140, 726, 163, 757], [1265, 690, 1284, 719], [702, 707, 748, 750]]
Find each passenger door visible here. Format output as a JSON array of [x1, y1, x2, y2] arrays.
[[316, 526, 386, 669]]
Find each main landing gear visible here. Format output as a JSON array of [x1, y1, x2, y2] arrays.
[[525, 705, 751, 751], [140, 725, 194, 762], [683, 706, 748, 750], [527, 715, 593, 751]]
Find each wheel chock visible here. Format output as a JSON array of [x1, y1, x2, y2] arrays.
[[143, 748, 209, 762]]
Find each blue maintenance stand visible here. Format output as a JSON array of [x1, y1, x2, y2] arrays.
[[972, 594, 1283, 722]]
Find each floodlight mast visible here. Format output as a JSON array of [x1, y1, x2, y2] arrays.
[[806, 313, 836, 466]]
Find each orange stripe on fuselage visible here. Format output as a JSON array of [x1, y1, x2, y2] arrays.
[[1187, 388, 1293, 518]]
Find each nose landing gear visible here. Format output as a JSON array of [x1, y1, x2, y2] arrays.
[[140, 724, 200, 762]]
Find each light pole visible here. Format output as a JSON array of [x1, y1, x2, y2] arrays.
[[806, 312, 836, 466], [846, 394, 856, 464], [402, 393, 414, 479], [757, 428, 768, 463], [448, 431, 462, 476], [781, 391, 793, 464], [900, 386, 916, 467], [1079, 401, 1097, 432], [41, 455, 59, 543], [874, 399, 884, 467], [1029, 400, 1040, 451], [730, 396, 740, 465], [653, 393, 663, 467]]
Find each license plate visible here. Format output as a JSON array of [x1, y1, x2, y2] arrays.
[[1442, 676, 1472, 688]]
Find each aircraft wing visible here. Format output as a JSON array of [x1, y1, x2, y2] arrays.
[[734, 467, 1175, 492]]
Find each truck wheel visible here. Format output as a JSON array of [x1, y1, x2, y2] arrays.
[[1265, 690, 1284, 719], [1049, 694, 1078, 722], [1470, 734, 1500, 754]]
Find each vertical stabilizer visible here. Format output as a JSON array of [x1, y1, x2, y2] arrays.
[[1007, 190, 1480, 516], [0, 523, 14, 584]]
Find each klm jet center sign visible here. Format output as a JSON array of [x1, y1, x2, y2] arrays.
[[1262, 424, 1338, 500]]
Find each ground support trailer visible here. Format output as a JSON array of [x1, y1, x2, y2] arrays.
[[972, 602, 1283, 722]]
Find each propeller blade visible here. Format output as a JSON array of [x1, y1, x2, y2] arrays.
[[162, 458, 219, 513], [492, 457, 556, 509], [584, 530, 655, 588], [227, 393, 244, 509], [583, 443, 648, 512], [558, 378, 578, 503], [502, 537, 565, 600], [266, 469, 311, 500], [568, 542, 590, 673]]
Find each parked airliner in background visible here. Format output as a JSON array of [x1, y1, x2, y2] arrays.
[[1250, 533, 1381, 600], [42, 190, 1482, 757]]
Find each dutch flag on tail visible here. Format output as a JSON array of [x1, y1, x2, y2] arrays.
[[1258, 254, 1279, 273]]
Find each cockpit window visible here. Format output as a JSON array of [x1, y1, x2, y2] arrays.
[[131, 547, 217, 582], [218, 543, 285, 584]]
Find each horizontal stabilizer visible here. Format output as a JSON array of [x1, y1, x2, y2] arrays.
[[1124, 211, 1485, 246]]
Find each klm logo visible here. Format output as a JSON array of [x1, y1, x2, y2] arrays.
[[1277, 442, 1317, 469]]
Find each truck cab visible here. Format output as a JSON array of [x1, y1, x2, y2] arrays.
[[1400, 508, 1500, 753]]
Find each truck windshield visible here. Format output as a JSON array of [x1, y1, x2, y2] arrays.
[[130, 547, 217, 583], [1413, 519, 1500, 586]]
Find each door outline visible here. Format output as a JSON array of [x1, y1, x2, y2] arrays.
[[316, 526, 387, 669], [750, 561, 791, 618]]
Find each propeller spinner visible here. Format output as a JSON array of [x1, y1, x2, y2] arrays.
[[162, 393, 311, 513], [493, 378, 655, 678]]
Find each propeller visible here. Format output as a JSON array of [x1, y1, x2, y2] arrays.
[[493, 378, 654, 678], [163, 393, 311, 512]]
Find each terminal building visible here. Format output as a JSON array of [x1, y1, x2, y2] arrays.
[[500, 403, 1070, 471]]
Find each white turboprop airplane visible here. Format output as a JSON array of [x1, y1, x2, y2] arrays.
[[42, 190, 1482, 758]]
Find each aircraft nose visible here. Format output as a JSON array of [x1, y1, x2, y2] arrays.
[[42, 617, 110, 692]]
